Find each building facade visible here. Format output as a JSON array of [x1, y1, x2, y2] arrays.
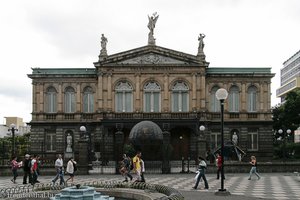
[[276, 50, 300, 102], [28, 24, 274, 165]]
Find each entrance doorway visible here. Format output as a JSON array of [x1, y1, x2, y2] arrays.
[[170, 127, 191, 160]]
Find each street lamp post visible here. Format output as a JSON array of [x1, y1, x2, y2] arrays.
[[8, 124, 18, 157], [277, 129, 292, 159], [198, 125, 206, 161], [215, 88, 230, 195]]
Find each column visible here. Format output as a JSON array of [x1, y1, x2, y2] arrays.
[[58, 83, 63, 120], [76, 83, 81, 112], [192, 73, 196, 109], [38, 83, 44, 112], [241, 83, 246, 111], [78, 139, 89, 175], [97, 72, 103, 111], [115, 129, 124, 173], [200, 73, 206, 109], [162, 123, 171, 173], [135, 74, 140, 111], [32, 83, 37, 113], [267, 82, 271, 112], [163, 74, 169, 111], [107, 72, 112, 111], [260, 83, 264, 111]]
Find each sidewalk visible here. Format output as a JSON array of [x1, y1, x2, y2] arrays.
[[0, 173, 299, 200]]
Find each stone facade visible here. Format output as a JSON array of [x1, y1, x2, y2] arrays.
[[27, 37, 274, 165]]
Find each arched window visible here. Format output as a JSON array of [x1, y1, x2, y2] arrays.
[[172, 81, 189, 112], [115, 81, 133, 112], [210, 86, 220, 112], [229, 86, 239, 112], [144, 81, 161, 112], [64, 87, 76, 113], [247, 86, 257, 112], [45, 87, 57, 113], [83, 87, 94, 113]]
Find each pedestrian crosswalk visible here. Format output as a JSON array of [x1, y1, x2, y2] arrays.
[[0, 173, 299, 200]]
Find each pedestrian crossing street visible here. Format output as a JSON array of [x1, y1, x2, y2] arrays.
[[1, 173, 299, 200]]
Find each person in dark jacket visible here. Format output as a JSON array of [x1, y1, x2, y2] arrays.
[[23, 154, 32, 184]]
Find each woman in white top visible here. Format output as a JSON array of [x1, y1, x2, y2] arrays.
[[66, 157, 77, 183]]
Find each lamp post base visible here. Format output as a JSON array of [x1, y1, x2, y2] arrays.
[[215, 189, 231, 196]]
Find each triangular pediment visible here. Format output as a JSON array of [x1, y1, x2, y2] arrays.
[[116, 53, 187, 64], [95, 45, 208, 66]]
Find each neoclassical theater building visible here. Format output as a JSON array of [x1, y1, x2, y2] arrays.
[[28, 16, 274, 166]]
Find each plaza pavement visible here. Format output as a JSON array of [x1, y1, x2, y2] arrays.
[[0, 173, 299, 200]]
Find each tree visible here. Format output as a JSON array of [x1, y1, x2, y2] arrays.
[[272, 89, 300, 159], [272, 89, 300, 133]]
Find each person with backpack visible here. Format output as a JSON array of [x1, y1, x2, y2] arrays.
[[193, 156, 209, 190], [66, 157, 77, 184], [120, 154, 133, 182]]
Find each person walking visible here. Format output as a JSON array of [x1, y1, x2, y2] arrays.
[[248, 155, 261, 180], [66, 157, 77, 184], [35, 155, 41, 183], [11, 156, 21, 184], [120, 154, 133, 182], [140, 158, 146, 183], [30, 155, 39, 185], [193, 156, 209, 190], [216, 153, 225, 180], [52, 154, 65, 186], [23, 154, 32, 184], [132, 151, 142, 182]]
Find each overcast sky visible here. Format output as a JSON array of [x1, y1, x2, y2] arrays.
[[0, 0, 299, 123]]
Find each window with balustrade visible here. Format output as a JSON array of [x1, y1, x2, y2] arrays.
[[83, 86, 94, 113], [247, 86, 257, 112], [45, 86, 57, 113], [172, 81, 189, 112], [64, 87, 76, 113], [210, 86, 220, 112], [115, 81, 133, 112], [143, 81, 161, 112], [229, 85, 239, 112]]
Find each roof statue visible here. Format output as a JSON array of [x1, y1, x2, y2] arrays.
[[147, 12, 159, 46], [197, 33, 206, 60], [99, 34, 108, 60]]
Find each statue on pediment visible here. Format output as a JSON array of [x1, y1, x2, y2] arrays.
[[147, 12, 159, 45], [101, 34, 108, 50], [197, 33, 206, 59], [99, 34, 108, 59], [198, 33, 205, 52]]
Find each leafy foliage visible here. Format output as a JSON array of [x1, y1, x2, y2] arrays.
[[272, 89, 300, 134], [0, 133, 30, 162], [272, 89, 300, 159]]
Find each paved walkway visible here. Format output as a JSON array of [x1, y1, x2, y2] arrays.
[[1, 173, 299, 200]]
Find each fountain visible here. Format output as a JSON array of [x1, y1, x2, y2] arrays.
[[50, 184, 114, 200]]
